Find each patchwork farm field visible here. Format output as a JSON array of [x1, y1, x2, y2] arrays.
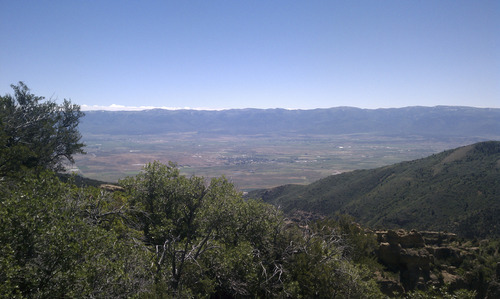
[[73, 133, 475, 190]]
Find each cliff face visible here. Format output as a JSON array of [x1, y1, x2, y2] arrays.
[[374, 229, 500, 297]]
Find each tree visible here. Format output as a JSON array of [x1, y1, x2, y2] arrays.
[[0, 170, 150, 298], [121, 161, 384, 297], [121, 161, 246, 295], [0, 82, 85, 176]]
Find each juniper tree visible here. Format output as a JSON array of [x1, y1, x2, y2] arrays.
[[0, 82, 84, 176]]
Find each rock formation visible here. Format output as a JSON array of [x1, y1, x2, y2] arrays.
[[374, 229, 490, 296]]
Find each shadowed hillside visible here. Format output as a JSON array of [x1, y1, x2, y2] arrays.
[[249, 141, 500, 238]]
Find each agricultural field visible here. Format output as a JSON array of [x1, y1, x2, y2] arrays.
[[73, 132, 476, 190]]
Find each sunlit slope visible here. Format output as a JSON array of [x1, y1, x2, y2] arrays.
[[251, 141, 500, 237]]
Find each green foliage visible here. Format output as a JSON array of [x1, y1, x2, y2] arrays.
[[282, 221, 383, 298], [0, 83, 394, 297], [121, 161, 259, 295], [251, 141, 500, 238], [456, 208, 500, 239], [121, 161, 384, 297], [3, 82, 497, 297], [0, 82, 84, 176], [405, 285, 476, 299], [0, 170, 149, 298], [452, 238, 500, 297], [322, 214, 381, 267], [121, 162, 276, 296]]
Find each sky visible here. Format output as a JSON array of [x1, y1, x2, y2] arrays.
[[1, 0, 499, 110]]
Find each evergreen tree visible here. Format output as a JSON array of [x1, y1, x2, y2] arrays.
[[0, 82, 84, 176]]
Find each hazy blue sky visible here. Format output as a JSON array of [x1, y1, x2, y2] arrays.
[[1, 1, 499, 110]]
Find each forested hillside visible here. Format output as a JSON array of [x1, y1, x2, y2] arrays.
[[250, 141, 500, 238]]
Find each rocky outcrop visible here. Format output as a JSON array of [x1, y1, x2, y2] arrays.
[[376, 230, 433, 291], [99, 184, 125, 192], [419, 231, 457, 246], [383, 229, 426, 248], [374, 229, 485, 296]]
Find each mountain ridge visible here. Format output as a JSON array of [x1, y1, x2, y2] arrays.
[[80, 106, 500, 138], [248, 141, 500, 238]]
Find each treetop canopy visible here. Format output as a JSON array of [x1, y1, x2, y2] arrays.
[[0, 82, 85, 176]]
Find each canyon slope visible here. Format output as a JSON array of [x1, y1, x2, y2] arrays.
[[249, 141, 500, 238]]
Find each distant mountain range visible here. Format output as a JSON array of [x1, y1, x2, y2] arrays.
[[79, 107, 500, 237], [80, 106, 500, 138], [248, 141, 500, 238]]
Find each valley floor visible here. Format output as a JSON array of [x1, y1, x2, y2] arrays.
[[74, 133, 479, 190]]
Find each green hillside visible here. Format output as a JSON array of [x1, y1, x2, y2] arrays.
[[250, 141, 500, 238]]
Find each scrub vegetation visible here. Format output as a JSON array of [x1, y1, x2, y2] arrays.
[[1, 84, 498, 297]]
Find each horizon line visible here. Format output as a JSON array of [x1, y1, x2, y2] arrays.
[[80, 104, 497, 112]]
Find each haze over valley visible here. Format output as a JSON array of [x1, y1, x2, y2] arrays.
[[75, 106, 500, 190]]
